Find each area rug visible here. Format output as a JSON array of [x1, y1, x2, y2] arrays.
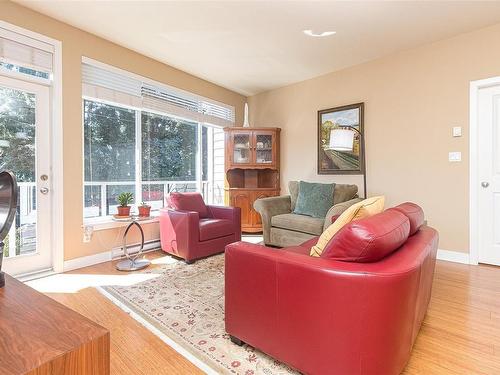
[[98, 254, 298, 375]]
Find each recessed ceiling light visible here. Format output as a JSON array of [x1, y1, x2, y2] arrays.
[[303, 30, 336, 38]]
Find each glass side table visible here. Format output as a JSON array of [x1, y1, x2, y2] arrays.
[[113, 215, 152, 271]]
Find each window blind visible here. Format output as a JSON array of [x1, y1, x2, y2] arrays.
[[82, 61, 235, 127], [0, 32, 53, 73]]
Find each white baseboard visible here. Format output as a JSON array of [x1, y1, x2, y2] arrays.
[[63, 244, 471, 271], [63, 251, 113, 272], [64, 240, 161, 272], [436, 249, 471, 265]]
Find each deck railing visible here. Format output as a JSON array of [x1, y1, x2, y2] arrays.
[[4, 180, 224, 257], [84, 180, 224, 219]]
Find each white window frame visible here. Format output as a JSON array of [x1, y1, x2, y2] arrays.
[[82, 96, 224, 226], [0, 21, 64, 274]]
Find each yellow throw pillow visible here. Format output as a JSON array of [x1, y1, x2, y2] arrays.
[[310, 196, 385, 257]]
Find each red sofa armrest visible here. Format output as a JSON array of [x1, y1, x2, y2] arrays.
[[159, 208, 200, 259], [208, 205, 241, 241], [225, 241, 424, 375]]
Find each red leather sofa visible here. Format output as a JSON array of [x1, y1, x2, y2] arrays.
[[159, 192, 241, 263], [225, 203, 438, 375]]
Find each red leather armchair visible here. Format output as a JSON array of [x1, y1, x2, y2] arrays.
[[159, 193, 241, 263], [225, 203, 438, 375]]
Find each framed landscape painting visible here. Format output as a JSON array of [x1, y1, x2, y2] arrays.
[[317, 102, 365, 175]]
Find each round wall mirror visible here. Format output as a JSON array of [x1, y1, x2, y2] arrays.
[[0, 171, 18, 243]]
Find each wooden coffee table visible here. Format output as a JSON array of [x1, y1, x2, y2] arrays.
[[0, 274, 110, 374]]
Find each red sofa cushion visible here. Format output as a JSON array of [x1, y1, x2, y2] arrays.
[[168, 192, 210, 218], [299, 237, 319, 248], [391, 202, 424, 236], [199, 218, 234, 241], [284, 245, 311, 256], [321, 210, 410, 262]]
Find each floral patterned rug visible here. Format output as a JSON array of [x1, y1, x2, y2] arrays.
[[99, 254, 298, 375]]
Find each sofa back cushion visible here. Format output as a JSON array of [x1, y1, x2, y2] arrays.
[[332, 184, 359, 205], [168, 192, 210, 218], [293, 181, 335, 218], [310, 196, 385, 257], [289, 181, 358, 211], [321, 209, 410, 262], [390, 202, 424, 236]]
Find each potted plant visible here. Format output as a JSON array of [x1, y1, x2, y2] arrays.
[[138, 202, 151, 217], [116, 192, 133, 217]]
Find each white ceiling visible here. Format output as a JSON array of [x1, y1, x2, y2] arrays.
[[15, 1, 500, 96]]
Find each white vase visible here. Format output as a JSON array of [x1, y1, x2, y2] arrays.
[[243, 103, 250, 127]]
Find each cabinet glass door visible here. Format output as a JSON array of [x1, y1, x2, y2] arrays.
[[255, 133, 274, 164], [232, 132, 251, 164]]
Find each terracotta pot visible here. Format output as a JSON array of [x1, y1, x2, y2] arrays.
[[117, 206, 131, 217], [138, 205, 151, 217]]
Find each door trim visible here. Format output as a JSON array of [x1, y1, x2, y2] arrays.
[[0, 20, 64, 273], [469, 76, 500, 265]]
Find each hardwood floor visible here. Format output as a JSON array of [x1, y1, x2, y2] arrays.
[[403, 261, 500, 375], [36, 251, 202, 375], [30, 252, 500, 375]]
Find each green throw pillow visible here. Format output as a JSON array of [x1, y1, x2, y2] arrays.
[[293, 181, 335, 218]]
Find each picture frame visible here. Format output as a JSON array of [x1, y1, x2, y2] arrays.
[[317, 102, 365, 175]]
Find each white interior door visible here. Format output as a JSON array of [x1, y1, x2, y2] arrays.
[[478, 84, 500, 266], [0, 75, 52, 276]]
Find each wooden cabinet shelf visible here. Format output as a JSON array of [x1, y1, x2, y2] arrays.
[[224, 127, 280, 233]]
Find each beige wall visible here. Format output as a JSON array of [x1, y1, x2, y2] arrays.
[[1, 2, 246, 261], [249, 22, 500, 253]]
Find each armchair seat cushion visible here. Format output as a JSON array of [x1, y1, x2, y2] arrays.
[[199, 218, 234, 241], [271, 213, 324, 235]]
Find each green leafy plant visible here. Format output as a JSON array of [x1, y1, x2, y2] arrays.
[[116, 192, 133, 207], [140, 202, 150, 207]]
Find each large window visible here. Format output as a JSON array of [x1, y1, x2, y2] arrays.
[[84, 100, 136, 218], [82, 59, 233, 220], [84, 99, 225, 220]]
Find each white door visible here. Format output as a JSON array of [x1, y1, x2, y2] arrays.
[[478, 84, 500, 265], [0, 75, 52, 276]]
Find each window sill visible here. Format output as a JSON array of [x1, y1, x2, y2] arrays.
[[83, 214, 160, 231]]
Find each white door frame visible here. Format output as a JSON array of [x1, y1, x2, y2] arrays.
[[469, 76, 500, 265], [0, 20, 64, 274], [0, 75, 53, 275]]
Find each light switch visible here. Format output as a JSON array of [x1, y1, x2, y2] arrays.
[[452, 126, 462, 137], [449, 152, 461, 162]]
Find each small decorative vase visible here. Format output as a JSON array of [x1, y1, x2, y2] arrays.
[[138, 205, 151, 217], [243, 103, 250, 127], [117, 206, 131, 217]]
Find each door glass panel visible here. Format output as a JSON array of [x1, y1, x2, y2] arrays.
[[0, 86, 37, 258], [233, 133, 250, 163], [255, 134, 273, 164]]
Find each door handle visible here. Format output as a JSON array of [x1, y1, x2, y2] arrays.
[[481, 181, 490, 188], [40, 187, 49, 194]]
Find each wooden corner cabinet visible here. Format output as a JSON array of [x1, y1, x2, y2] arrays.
[[224, 127, 280, 233]]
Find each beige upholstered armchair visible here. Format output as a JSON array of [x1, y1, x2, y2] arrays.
[[253, 181, 362, 247]]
